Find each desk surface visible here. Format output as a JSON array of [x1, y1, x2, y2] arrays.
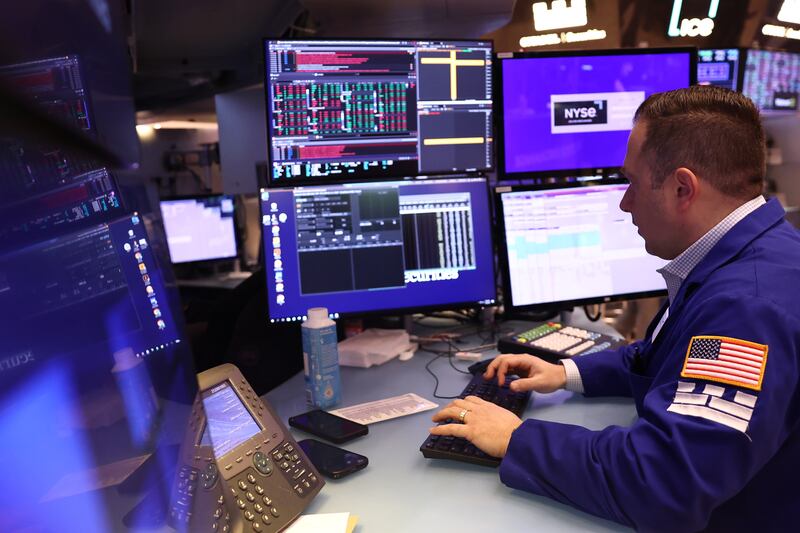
[[264, 319, 636, 532]]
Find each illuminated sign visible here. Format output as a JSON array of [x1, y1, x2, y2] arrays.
[[520, 0, 606, 48], [667, 0, 720, 38], [778, 0, 800, 25], [762, 23, 800, 40], [532, 0, 588, 31]]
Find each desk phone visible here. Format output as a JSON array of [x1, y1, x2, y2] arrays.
[[169, 364, 324, 532]]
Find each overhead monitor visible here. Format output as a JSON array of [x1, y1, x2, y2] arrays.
[[159, 195, 238, 264], [742, 49, 800, 112], [697, 48, 742, 92], [497, 48, 695, 181], [496, 180, 667, 313], [260, 177, 496, 322], [263, 39, 494, 186]]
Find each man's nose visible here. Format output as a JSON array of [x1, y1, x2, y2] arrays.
[[619, 186, 632, 213]]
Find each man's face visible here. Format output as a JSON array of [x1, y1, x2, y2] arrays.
[[619, 122, 676, 260]]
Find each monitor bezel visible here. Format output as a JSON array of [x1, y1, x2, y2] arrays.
[[259, 175, 498, 323], [697, 47, 745, 93], [158, 193, 240, 265], [494, 46, 698, 182], [494, 178, 667, 315], [262, 37, 496, 189], [741, 48, 800, 115]]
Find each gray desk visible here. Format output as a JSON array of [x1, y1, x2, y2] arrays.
[[264, 319, 636, 532]]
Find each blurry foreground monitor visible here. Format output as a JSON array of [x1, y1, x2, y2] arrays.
[[697, 48, 742, 91], [260, 177, 496, 322], [496, 181, 667, 313], [742, 49, 800, 112], [497, 48, 695, 181], [160, 195, 238, 264], [0, 213, 197, 531], [264, 39, 494, 186]]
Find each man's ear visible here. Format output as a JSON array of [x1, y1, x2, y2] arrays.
[[672, 167, 699, 211]]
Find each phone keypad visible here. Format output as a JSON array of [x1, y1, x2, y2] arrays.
[[229, 468, 279, 530], [272, 441, 319, 496], [170, 465, 198, 524]]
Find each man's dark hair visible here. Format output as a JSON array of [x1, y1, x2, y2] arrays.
[[633, 85, 766, 199]]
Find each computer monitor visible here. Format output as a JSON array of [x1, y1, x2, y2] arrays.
[[496, 180, 667, 313], [263, 39, 494, 186], [260, 177, 496, 322], [497, 48, 695, 181], [698, 48, 742, 91], [0, 212, 184, 366], [159, 195, 238, 264], [742, 49, 800, 112], [0, 167, 124, 252]]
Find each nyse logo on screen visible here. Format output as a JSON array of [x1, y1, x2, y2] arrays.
[[554, 100, 608, 126]]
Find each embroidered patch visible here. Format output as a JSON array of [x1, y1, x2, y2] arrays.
[[680, 336, 768, 391], [667, 381, 758, 434]]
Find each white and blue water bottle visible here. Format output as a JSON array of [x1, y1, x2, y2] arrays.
[[301, 307, 342, 409]]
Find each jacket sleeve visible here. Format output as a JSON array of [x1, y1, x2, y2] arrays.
[[499, 294, 799, 532], [568, 340, 643, 398]]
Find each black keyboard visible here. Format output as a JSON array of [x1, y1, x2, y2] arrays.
[[419, 372, 531, 467]]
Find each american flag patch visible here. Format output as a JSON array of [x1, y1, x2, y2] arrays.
[[681, 336, 768, 391]]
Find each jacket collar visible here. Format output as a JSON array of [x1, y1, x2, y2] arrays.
[[669, 198, 786, 311]]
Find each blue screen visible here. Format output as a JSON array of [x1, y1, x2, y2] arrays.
[[500, 51, 692, 176], [260, 177, 496, 321], [0, 213, 183, 362], [697, 48, 740, 92]]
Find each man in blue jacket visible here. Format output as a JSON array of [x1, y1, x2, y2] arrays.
[[431, 85, 800, 531]]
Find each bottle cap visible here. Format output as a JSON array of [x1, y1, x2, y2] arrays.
[[307, 307, 329, 321]]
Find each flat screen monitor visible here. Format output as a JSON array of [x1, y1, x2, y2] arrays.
[[698, 48, 742, 91], [742, 49, 800, 112], [496, 180, 667, 312], [260, 177, 496, 322], [0, 213, 184, 360], [159, 195, 238, 264], [264, 39, 494, 186], [497, 48, 695, 181]]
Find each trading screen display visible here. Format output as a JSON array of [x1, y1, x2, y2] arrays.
[[264, 40, 493, 185], [498, 182, 666, 310], [160, 195, 238, 263], [0, 56, 102, 205], [0, 214, 183, 361], [499, 50, 692, 178], [260, 177, 496, 322], [698, 48, 741, 91], [742, 49, 800, 111], [201, 381, 262, 458]]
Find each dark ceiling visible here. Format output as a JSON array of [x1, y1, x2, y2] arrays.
[[128, 0, 800, 114]]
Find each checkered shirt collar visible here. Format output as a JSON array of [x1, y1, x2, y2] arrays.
[[658, 195, 766, 303]]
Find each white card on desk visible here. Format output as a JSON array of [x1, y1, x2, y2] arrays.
[[329, 393, 438, 425], [285, 512, 353, 533]]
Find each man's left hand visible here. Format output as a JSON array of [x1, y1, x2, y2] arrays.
[[430, 396, 523, 458]]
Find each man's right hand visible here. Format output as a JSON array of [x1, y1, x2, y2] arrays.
[[484, 354, 567, 393]]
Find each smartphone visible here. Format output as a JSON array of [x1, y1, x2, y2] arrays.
[[297, 439, 368, 479], [288, 409, 368, 444]]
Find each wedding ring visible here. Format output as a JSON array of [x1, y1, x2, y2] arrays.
[[458, 408, 469, 424]]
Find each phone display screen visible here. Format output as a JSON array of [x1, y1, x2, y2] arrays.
[[201, 381, 262, 458]]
